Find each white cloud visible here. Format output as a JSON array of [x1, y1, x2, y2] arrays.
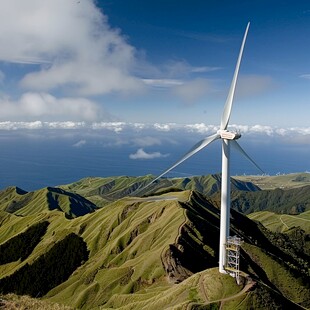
[[47, 122, 86, 129], [161, 61, 219, 78], [0, 92, 106, 122], [191, 66, 220, 73], [142, 79, 184, 88], [172, 79, 214, 104], [73, 140, 86, 147], [139, 59, 219, 88], [0, 0, 141, 95], [132, 123, 147, 130], [185, 123, 218, 134], [91, 122, 125, 132], [300, 74, 310, 79], [0, 121, 309, 146], [243, 124, 274, 136], [129, 148, 169, 160], [153, 123, 175, 131], [0, 121, 43, 130]]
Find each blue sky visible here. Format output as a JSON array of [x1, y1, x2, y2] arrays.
[[0, 0, 309, 126], [99, 0, 310, 126], [0, 0, 309, 189]]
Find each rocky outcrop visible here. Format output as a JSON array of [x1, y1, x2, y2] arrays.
[[162, 244, 192, 283]]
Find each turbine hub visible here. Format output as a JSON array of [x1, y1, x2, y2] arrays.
[[218, 130, 241, 140]]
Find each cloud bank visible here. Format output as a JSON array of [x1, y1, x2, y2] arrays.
[[0, 121, 309, 144]]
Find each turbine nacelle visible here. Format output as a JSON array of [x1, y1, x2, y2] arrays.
[[218, 129, 241, 140]]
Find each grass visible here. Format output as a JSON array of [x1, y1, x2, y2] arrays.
[[1, 174, 310, 309], [242, 243, 309, 307], [58, 174, 261, 207], [200, 268, 241, 302], [248, 210, 310, 233], [0, 293, 73, 310], [234, 172, 310, 190], [0, 187, 96, 218], [40, 193, 188, 308]]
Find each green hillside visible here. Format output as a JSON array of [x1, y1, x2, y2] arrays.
[[0, 293, 73, 309], [229, 185, 310, 215], [2, 173, 306, 220], [248, 210, 310, 233], [235, 172, 310, 190], [0, 184, 309, 309], [59, 174, 260, 207], [59, 174, 310, 216], [0, 186, 97, 218]]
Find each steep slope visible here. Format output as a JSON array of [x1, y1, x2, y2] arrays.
[[61, 175, 154, 207], [235, 172, 310, 190], [228, 185, 310, 214], [0, 189, 309, 309], [60, 174, 309, 218], [181, 174, 260, 194], [0, 293, 73, 310], [0, 186, 97, 218], [60, 174, 260, 207], [248, 210, 310, 233], [0, 186, 32, 213]]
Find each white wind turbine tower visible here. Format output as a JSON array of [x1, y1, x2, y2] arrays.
[[143, 22, 263, 274]]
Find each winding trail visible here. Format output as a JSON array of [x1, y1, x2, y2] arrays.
[[280, 214, 310, 230], [198, 273, 208, 302], [280, 215, 289, 229], [217, 279, 255, 309]]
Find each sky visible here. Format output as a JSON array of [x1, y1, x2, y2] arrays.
[[0, 0, 309, 126], [0, 0, 309, 189]]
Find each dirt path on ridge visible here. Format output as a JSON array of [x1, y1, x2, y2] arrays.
[[187, 277, 256, 309]]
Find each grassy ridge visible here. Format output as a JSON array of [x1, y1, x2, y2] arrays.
[[45, 193, 189, 308], [208, 185, 310, 216], [235, 172, 310, 190], [0, 233, 89, 297], [1, 190, 308, 308], [0, 221, 49, 264], [0, 186, 97, 218], [0, 174, 309, 309], [0, 293, 73, 310], [59, 174, 310, 216], [59, 174, 261, 207], [61, 175, 154, 207], [248, 210, 310, 233]]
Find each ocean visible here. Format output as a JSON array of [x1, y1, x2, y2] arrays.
[[0, 127, 309, 191]]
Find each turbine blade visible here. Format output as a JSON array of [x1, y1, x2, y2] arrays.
[[231, 140, 264, 174], [220, 22, 250, 130], [144, 133, 221, 190]]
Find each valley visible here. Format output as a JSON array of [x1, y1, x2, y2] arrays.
[[0, 173, 309, 309]]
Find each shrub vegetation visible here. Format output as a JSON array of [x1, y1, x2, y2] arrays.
[[0, 233, 89, 297], [0, 221, 49, 264]]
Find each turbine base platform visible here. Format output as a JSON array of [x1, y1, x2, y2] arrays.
[[225, 236, 243, 285]]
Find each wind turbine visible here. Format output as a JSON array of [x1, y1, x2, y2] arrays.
[[143, 22, 263, 273]]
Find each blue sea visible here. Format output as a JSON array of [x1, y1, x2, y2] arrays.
[[0, 128, 309, 191]]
